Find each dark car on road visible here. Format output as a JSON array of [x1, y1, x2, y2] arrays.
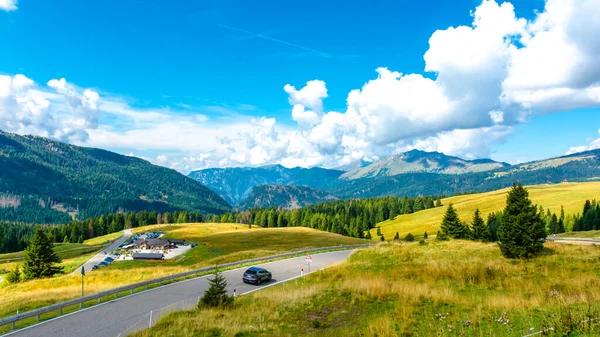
[[242, 267, 272, 285]]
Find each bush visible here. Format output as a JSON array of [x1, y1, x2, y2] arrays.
[[436, 231, 449, 241], [405, 233, 415, 242], [380, 234, 385, 242], [6, 267, 21, 284], [419, 239, 426, 246], [312, 320, 322, 328]]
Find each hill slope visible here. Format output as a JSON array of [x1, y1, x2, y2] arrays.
[[372, 181, 600, 240], [188, 165, 344, 205], [334, 149, 600, 199], [341, 149, 509, 180], [238, 184, 338, 210], [0, 131, 231, 223]]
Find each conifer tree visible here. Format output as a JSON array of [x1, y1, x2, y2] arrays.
[[23, 228, 63, 279], [376, 226, 381, 236], [441, 204, 470, 239], [393, 232, 399, 241], [365, 231, 372, 240], [404, 233, 415, 242], [199, 270, 233, 308], [548, 213, 559, 235], [435, 199, 443, 207], [380, 234, 385, 242], [423, 231, 428, 239], [497, 183, 547, 259], [471, 208, 490, 241]]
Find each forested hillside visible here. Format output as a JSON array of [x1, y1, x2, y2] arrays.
[[238, 184, 337, 210], [0, 131, 231, 223], [188, 164, 344, 205]]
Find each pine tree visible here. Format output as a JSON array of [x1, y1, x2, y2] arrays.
[[497, 183, 547, 259], [199, 270, 233, 308], [435, 198, 443, 207], [487, 212, 500, 242], [23, 228, 63, 279], [365, 231, 372, 240], [6, 267, 21, 284], [376, 226, 381, 236], [471, 208, 490, 241], [380, 234, 385, 242], [393, 232, 399, 241], [405, 233, 415, 242], [441, 204, 469, 239], [548, 214, 558, 235], [424, 231, 428, 239]]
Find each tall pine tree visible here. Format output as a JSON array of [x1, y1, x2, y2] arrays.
[[497, 183, 547, 259], [471, 208, 490, 241], [23, 228, 63, 280], [441, 204, 470, 239]]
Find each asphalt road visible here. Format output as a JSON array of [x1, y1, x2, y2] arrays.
[[6, 250, 353, 337], [71, 230, 133, 276], [549, 238, 600, 245]]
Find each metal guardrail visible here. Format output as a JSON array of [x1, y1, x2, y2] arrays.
[[547, 237, 600, 242], [0, 243, 371, 331]]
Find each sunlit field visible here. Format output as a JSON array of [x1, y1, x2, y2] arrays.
[[374, 182, 600, 240], [133, 240, 600, 337]]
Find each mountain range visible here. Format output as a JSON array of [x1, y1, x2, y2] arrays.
[[188, 165, 344, 205], [190, 149, 600, 209], [0, 131, 231, 223]]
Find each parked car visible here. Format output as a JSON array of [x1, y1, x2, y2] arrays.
[[190, 243, 198, 248], [242, 267, 272, 285], [104, 257, 114, 263], [92, 265, 100, 270], [97, 261, 110, 267]]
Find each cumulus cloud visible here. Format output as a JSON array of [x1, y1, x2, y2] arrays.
[[0, 74, 99, 142], [2, 0, 599, 173], [0, 0, 17, 11], [566, 129, 600, 155]]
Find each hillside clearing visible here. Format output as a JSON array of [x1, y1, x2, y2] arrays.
[[132, 240, 600, 337], [374, 182, 600, 240]]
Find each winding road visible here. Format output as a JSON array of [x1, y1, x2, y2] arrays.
[[5, 250, 354, 337], [71, 230, 133, 276]]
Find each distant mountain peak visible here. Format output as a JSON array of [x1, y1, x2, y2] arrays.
[[340, 150, 510, 180]]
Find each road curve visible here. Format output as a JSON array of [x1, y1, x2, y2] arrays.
[[6, 250, 354, 337], [71, 229, 133, 275]]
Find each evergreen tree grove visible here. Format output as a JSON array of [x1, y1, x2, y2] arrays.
[[471, 208, 490, 241], [199, 270, 233, 308], [497, 183, 547, 259], [22, 228, 63, 280]]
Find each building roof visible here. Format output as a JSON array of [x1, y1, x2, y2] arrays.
[[168, 239, 185, 244], [145, 239, 169, 246], [132, 253, 164, 259]]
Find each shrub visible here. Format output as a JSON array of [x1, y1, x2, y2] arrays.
[[312, 320, 321, 328], [436, 231, 449, 241], [419, 239, 426, 246], [380, 234, 385, 242], [405, 233, 415, 242], [6, 267, 21, 284]]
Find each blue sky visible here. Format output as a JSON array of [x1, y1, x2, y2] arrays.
[[1, 0, 599, 171]]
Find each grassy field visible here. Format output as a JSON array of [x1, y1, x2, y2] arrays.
[[0, 224, 364, 319], [374, 182, 600, 240], [83, 231, 123, 245], [133, 240, 600, 337], [557, 230, 600, 239]]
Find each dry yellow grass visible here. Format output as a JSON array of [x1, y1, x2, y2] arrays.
[[132, 240, 600, 337], [374, 182, 600, 240], [0, 224, 364, 318]]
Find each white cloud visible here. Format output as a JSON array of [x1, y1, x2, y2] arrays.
[[0, 74, 99, 142], [0, 0, 17, 12], [566, 128, 600, 155], [2, 0, 600, 173]]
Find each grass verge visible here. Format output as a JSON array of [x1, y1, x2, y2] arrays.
[[131, 240, 600, 337]]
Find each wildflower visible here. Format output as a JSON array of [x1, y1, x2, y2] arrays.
[[463, 319, 472, 327], [550, 289, 560, 297]]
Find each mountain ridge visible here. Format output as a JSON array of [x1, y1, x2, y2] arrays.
[[0, 130, 231, 223]]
